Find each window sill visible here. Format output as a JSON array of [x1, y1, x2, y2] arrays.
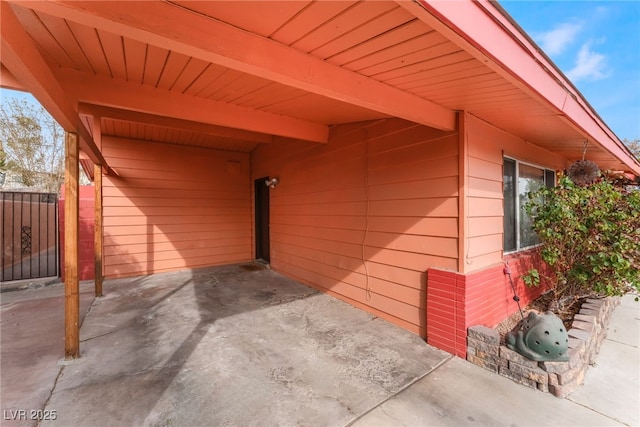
[[504, 246, 540, 261]]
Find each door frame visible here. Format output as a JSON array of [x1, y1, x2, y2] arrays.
[[254, 177, 270, 263]]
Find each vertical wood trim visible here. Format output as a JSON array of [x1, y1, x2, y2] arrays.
[[458, 112, 468, 273], [93, 115, 103, 296], [64, 131, 80, 359], [94, 163, 103, 296]]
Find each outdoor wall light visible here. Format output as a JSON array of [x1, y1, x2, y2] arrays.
[[265, 177, 279, 189]]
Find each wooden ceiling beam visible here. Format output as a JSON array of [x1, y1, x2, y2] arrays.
[[1, 2, 115, 174], [0, 63, 25, 91], [58, 69, 327, 143], [1, 2, 75, 130], [79, 104, 274, 144], [17, 0, 456, 131]]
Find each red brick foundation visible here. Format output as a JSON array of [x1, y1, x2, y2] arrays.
[[427, 252, 549, 357]]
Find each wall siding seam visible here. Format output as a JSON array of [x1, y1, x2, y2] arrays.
[[280, 267, 424, 331], [276, 259, 424, 312]]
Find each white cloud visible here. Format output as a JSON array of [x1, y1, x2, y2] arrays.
[[566, 42, 609, 82], [535, 21, 582, 56]]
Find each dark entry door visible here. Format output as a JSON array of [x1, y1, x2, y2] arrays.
[[254, 178, 270, 263], [1, 192, 58, 282]]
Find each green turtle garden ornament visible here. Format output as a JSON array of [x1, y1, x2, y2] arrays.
[[506, 311, 569, 362]]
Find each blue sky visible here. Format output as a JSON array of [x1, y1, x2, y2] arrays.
[[500, 0, 640, 142]]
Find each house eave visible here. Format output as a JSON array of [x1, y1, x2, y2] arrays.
[[406, 0, 640, 176]]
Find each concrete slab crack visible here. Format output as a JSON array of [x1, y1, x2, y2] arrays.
[[34, 365, 65, 427], [345, 354, 453, 426], [565, 398, 629, 426], [605, 337, 638, 348], [380, 404, 407, 426]]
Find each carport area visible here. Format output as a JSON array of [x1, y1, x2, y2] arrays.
[[1, 264, 450, 426], [3, 264, 635, 427], [3, 0, 640, 366]]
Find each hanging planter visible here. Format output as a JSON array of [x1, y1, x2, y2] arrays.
[[567, 159, 600, 186]]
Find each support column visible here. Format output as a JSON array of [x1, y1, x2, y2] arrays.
[[93, 115, 103, 297], [64, 131, 80, 359], [94, 163, 103, 297], [457, 111, 468, 273]]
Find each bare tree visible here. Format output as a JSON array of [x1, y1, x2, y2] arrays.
[[0, 97, 65, 193], [623, 138, 640, 160]]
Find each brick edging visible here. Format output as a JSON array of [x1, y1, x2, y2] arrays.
[[466, 296, 620, 398]]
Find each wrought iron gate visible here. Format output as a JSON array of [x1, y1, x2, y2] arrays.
[[1, 192, 58, 282]]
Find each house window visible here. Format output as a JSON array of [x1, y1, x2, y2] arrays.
[[503, 157, 555, 253]]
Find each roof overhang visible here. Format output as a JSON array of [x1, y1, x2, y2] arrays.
[[402, 0, 640, 175], [1, 0, 637, 177]]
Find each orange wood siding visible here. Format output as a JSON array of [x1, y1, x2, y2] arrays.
[[59, 185, 95, 281], [252, 119, 459, 337], [101, 136, 251, 278], [463, 113, 569, 272]]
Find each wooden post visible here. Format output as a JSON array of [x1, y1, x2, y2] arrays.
[[457, 111, 468, 273], [64, 131, 80, 360], [94, 163, 103, 297]]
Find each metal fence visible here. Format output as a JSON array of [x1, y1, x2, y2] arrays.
[[1, 192, 58, 282]]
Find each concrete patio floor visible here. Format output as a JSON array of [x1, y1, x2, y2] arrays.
[[1, 264, 638, 426]]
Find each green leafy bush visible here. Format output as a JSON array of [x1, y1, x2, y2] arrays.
[[524, 175, 640, 314]]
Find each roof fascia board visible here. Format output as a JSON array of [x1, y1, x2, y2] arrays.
[[58, 68, 329, 143], [478, 1, 640, 171], [1, 1, 114, 174], [17, 0, 456, 132], [398, 0, 640, 174]]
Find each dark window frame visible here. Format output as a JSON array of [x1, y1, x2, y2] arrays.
[[503, 157, 555, 253]]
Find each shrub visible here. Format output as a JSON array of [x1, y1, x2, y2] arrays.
[[523, 175, 640, 315]]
